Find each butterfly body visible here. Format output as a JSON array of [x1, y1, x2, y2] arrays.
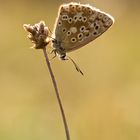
[[52, 2, 114, 60], [52, 39, 67, 60]]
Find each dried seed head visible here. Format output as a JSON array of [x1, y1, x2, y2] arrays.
[[23, 21, 51, 49], [23, 24, 36, 35]]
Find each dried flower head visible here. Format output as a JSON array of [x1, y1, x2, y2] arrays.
[[23, 21, 51, 49]]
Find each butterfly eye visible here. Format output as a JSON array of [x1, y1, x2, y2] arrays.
[[71, 37, 77, 43], [80, 26, 86, 32]]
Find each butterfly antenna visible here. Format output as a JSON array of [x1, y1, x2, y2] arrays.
[[48, 27, 53, 35], [47, 28, 57, 41], [49, 49, 57, 61], [67, 56, 84, 76], [47, 28, 65, 44], [48, 35, 56, 41]]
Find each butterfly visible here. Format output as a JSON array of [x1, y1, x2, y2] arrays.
[[50, 2, 114, 75]]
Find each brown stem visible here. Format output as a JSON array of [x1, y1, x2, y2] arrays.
[[42, 47, 70, 140]]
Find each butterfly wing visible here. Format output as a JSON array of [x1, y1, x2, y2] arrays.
[[52, 2, 114, 52]]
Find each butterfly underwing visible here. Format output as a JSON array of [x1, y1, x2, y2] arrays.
[[52, 2, 114, 60]]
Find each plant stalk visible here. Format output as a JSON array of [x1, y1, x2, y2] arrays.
[[42, 47, 70, 140]]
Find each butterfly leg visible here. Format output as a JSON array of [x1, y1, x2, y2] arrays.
[[49, 49, 57, 61]]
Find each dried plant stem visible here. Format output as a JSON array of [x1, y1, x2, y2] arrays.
[[42, 47, 70, 140], [23, 21, 70, 140]]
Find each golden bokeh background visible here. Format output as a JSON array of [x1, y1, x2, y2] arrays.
[[0, 0, 140, 139]]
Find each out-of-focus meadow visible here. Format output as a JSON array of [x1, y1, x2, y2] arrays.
[[0, 0, 140, 139]]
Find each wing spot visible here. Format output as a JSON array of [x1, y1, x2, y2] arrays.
[[71, 37, 77, 43], [60, 6, 69, 13], [58, 20, 62, 26], [81, 6, 86, 11], [76, 5, 82, 11], [103, 16, 109, 22], [82, 17, 87, 22], [62, 15, 69, 20], [62, 28, 67, 33], [67, 30, 72, 36], [78, 16, 83, 21], [92, 21, 101, 30], [80, 26, 86, 32], [68, 17, 73, 23], [77, 33, 84, 39], [92, 30, 100, 37], [95, 25, 99, 30], [70, 27, 77, 33], [93, 31, 97, 35], [98, 13, 104, 19], [89, 12, 98, 21], [86, 7, 93, 14], [73, 15, 78, 22], [69, 5, 76, 11], [104, 19, 113, 27]]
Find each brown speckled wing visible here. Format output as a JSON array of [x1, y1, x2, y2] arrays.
[[52, 2, 114, 52]]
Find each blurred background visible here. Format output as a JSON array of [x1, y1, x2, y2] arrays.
[[0, 0, 140, 139]]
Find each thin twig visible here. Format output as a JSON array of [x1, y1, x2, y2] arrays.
[[42, 47, 70, 140]]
